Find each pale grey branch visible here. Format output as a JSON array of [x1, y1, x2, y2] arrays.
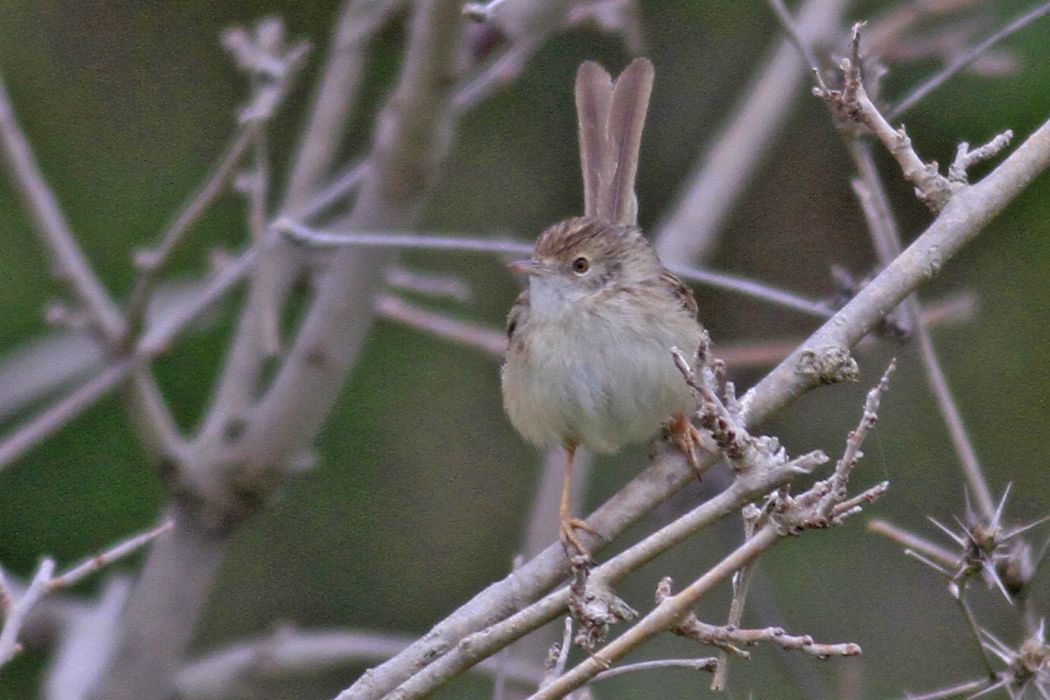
[[175, 626, 542, 700], [889, 0, 1050, 119], [0, 72, 124, 341], [653, 0, 849, 265]]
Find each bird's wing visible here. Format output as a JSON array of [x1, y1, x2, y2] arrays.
[[660, 268, 699, 318], [506, 288, 531, 341]]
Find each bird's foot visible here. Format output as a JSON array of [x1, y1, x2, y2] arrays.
[[560, 515, 598, 561], [670, 414, 706, 479]]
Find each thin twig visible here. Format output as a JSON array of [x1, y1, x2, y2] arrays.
[[868, 519, 958, 570], [375, 294, 506, 358], [175, 626, 542, 700], [276, 218, 533, 255], [0, 360, 137, 472], [49, 520, 175, 591], [125, 124, 258, 336], [539, 618, 573, 689], [0, 66, 184, 461], [903, 676, 994, 700], [0, 559, 54, 667], [0, 251, 254, 472], [289, 160, 368, 222], [952, 579, 997, 679], [385, 267, 473, 302], [0, 71, 124, 341], [710, 512, 759, 690], [847, 136, 996, 519], [889, 0, 1050, 119], [670, 263, 832, 318], [281, 0, 402, 211], [280, 219, 834, 318], [0, 521, 171, 670], [911, 300, 995, 520], [765, 0, 824, 77], [590, 657, 719, 682], [654, 0, 849, 265]]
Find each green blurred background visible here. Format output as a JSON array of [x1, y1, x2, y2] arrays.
[[1, 1, 1048, 698]]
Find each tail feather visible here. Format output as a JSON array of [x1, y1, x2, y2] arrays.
[[575, 61, 614, 220], [574, 58, 654, 225]]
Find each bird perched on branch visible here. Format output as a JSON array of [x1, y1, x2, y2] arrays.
[[502, 58, 706, 558]]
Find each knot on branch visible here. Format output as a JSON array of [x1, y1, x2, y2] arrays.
[[569, 557, 637, 650], [795, 345, 859, 386]]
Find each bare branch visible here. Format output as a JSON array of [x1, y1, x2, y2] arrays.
[[0, 62, 188, 462], [815, 24, 1015, 213], [43, 577, 131, 700], [590, 657, 719, 682], [903, 676, 994, 700], [281, 219, 835, 318], [0, 521, 170, 670], [0, 72, 124, 341], [948, 131, 1015, 184], [276, 218, 532, 255], [375, 294, 506, 358], [0, 559, 55, 667], [0, 360, 136, 473], [125, 125, 258, 336], [175, 626, 542, 700], [532, 370, 892, 699], [669, 263, 833, 319], [244, 130, 281, 355], [868, 519, 958, 570], [847, 136, 996, 519], [665, 592, 861, 660], [0, 251, 253, 473], [385, 267, 473, 303], [538, 618, 573, 689], [93, 4, 467, 697], [911, 304, 995, 520], [281, 0, 402, 211], [654, 0, 849, 264], [711, 509, 760, 690], [49, 520, 174, 591], [889, 1, 1050, 119]]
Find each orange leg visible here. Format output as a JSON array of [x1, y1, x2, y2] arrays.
[[559, 443, 598, 557], [670, 413, 705, 478]]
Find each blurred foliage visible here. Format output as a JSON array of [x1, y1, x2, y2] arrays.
[[1, 0, 1049, 698]]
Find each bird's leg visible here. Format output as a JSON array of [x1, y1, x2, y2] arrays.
[[670, 413, 705, 478], [559, 443, 598, 558]]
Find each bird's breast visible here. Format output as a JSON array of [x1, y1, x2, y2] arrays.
[[501, 301, 700, 453]]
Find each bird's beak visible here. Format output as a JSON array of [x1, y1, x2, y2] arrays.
[[508, 259, 543, 275]]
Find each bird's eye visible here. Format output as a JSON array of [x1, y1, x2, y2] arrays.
[[571, 257, 590, 275]]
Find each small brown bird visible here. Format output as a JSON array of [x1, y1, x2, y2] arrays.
[[501, 59, 705, 557]]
